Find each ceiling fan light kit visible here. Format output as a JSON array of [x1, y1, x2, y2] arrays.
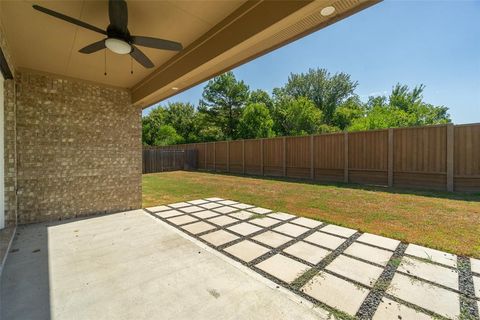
[[32, 0, 183, 70]]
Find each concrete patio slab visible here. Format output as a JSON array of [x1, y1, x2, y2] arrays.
[[181, 221, 216, 235], [273, 223, 310, 237], [268, 212, 296, 221], [153, 209, 183, 218], [188, 199, 209, 205], [249, 207, 272, 214], [249, 217, 281, 227], [213, 206, 238, 214], [192, 210, 219, 219], [205, 197, 224, 201], [229, 211, 254, 220], [302, 271, 370, 316], [231, 203, 254, 209], [227, 222, 262, 236], [387, 273, 460, 319], [398, 256, 458, 290], [200, 230, 239, 246], [218, 200, 239, 206], [373, 298, 433, 320], [283, 241, 331, 265], [207, 215, 238, 226], [356, 232, 400, 251], [179, 205, 204, 214], [471, 258, 480, 274], [326, 254, 383, 287], [167, 215, 198, 225], [304, 231, 345, 250], [256, 254, 310, 283], [472, 275, 480, 298], [1, 210, 327, 320], [145, 205, 170, 212], [405, 244, 457, 268], [252, 231, 292, 248], [321, 224, 357, 238], [169, 202, 191, 208], [223, 240, 270, 262], [291, 217, 322, 228], [199, 202, 223, 209], [344, 242, 393, 266]]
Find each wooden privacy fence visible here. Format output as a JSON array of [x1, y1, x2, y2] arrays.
[[142, 148, 198, 173], [151, 123, 480, 192]]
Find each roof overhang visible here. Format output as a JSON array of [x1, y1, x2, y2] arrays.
[[0, 0, 381, 108]]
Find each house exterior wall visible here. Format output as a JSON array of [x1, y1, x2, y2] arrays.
[[11, 70, 142, 224]]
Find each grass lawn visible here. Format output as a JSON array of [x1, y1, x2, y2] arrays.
[[143, 171, 480, 258]]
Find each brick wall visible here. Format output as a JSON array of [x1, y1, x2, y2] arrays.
[[10, 70, 142, 224]]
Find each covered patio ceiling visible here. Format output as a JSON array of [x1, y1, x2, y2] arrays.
[[0, 0, 380, 108]]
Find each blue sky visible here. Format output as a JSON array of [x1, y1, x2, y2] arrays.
[[144, 0, 480, 124]]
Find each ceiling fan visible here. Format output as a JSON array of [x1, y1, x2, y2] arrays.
[[32, 0, 183, 69]]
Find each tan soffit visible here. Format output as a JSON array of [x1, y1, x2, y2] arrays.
[[0, 0, 381, 107]]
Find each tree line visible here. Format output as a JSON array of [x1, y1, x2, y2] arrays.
[[142, 68, 450, 146]]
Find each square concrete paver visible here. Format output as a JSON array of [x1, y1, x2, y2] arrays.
[[207, 215, 238, 226], [229, 211, 254, 220], [344, 242, 393, 266], [224, 240, 270, 262], [291, 217, 322, 228], [146, 205, 169, 212], [167, 215, 198, 226], [472, 275, 480, 298], [200, 202, 223, 210], [205, 197, 224, 201], [192, 210, 219, 219], [268, 212, 296, 221], [214, 206, 238, 214], [326, 254, 383, 287], [304, 232, 345, 250], [188, 199, 209, 205], [387, 273, 460, 319], [249, 217, 281, 228], [405, 244, 457, 268], [273, 223, 310, 237], [227, 222, 262, 236], [154, 209, 183, 219], [256, 254, 310, 283], [373, 298, 433, 320], [218, 200, 239, 206], [356, 233, 400, 251], [398, 256, 458, 290], [283, 241, 330, 265], [302, 272, 369, 316], [252, 231, 292, 248], [321, 224, 356, 238], [231, 203, 254, 210], [181, 221, 216, 235], [169, 202, 191, 208], [470, 258, 480, 274], [200, 230, 239, 246], [249, 207, 272, 215], [180, 206, 204, 213]]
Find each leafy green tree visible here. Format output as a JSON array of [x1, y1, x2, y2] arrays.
[[199, 71, 250, 139], [280, 68, 358, 124], [152, 125, 184, 146], [142, 107, 167, 145], [273, 96, 323, 136], [249, 89, 274, 111], [238, 103, 274, 139], [164, 102, 197, 142], [332, 96, 365, 130]]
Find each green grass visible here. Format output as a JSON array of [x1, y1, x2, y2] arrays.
[[143, 171, 480, 258]]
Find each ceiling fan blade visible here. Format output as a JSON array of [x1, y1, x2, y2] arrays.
[[108, 0, 128, 32], [32, 5, 106, 35], [79, 40, 106, 54], [130, 46, 154, 68], [131, 36, 183, 51]]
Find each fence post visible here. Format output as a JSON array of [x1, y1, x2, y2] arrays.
[[242, 140, 245, 174], [173, 149, 176, 169], [388, 128, 394, 187], [260, 139, 264, 176], [310, 135, 314, 180], [283, 137, 287, 177], [446, 124, 454, 192], [204, 142, 207, 170], [213, 142, 216, 172], [227, 140, 230, 172], [344, 131, 349, 183]]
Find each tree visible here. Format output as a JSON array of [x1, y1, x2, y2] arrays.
[[332, 96, 365, 130], [273, 96, 323, 136], [199, 71, 250, 139], [164, 102, 197, 143], [142, 107, 166, 145], [152, 125, 183, 146], [280, 68, 358, 124], [238, 103, 274, 139], [249, 89, 274, 111], [349, 84, 450, 131]]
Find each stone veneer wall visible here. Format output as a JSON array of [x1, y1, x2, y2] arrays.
[[11, 70, 142, 224]]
